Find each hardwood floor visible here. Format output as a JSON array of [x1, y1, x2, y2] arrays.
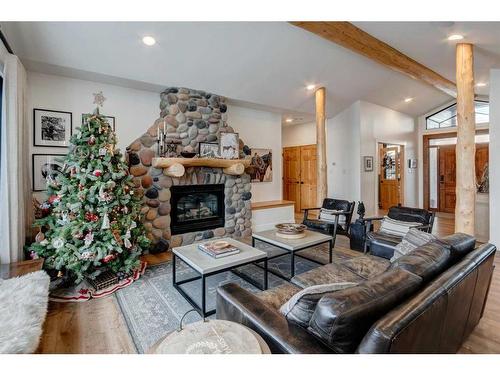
[[37, 213, 500, 354]]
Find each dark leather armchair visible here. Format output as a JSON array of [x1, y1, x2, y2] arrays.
[[364, 206, 436, 259], [302, 198, 355, 248]]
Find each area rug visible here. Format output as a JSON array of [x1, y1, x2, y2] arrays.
[[115, 243, 356, 353]]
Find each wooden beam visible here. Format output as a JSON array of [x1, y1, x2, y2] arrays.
[[455, 43, 476, 235], [316, 87, 327, 206], [290, 22, 457, 97]]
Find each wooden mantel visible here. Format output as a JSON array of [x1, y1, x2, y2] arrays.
[[152, 157, 252, 177]]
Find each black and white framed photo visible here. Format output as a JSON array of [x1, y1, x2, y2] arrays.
[[32, 154, 66, 191], [219, 132, 239, 159], [82, 113, 116, 131], [363, 156, 374, 172], [198, 142, 219, 158], [33, 108, 73, 148]]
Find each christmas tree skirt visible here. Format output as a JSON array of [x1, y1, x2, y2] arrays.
[[49, 262, 147, 302]]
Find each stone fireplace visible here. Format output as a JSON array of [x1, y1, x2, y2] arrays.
[[126, 87, 252, 253], [170, 184, 225, 235]]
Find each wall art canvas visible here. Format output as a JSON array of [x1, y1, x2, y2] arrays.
[[219, 132, 239, 160], [249, 148, 273, 182], [82, 113, 116, 131], [33, 109, 72, 148], [363, 156, 374, 172], [32, 154, 66, 191], [198, 142, 219, 158]]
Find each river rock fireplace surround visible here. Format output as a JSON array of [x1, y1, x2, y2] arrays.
[[126, 87, 253, 253]]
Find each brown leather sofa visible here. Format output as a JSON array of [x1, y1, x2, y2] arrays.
[[216, 233, 496, 353]]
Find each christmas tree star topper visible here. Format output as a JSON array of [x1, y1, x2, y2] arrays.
[[93, 91, 106, 107]]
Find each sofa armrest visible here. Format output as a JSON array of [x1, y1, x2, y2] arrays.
[[216, 283, 331, 354]]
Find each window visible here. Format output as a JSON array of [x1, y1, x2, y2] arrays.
[[426, 100, 489, 130]]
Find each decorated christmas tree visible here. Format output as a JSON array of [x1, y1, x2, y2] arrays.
[[29, 94, 149, 284]]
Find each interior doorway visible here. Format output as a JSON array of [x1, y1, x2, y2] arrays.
[[424, 130, 489, 213], [378, 143, 405, 210], [283, 144, 317, 213]]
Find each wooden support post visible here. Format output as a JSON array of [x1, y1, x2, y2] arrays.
[[455, 43, 476, 235], [315, 87, 327, 206]]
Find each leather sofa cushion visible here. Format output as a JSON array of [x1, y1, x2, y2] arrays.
[[390, 241, 451, 282], [367, 231, 403, 246], [256, 283, 302, 311], [291, 262, 365, 288], [280, 282, 358, 329], [441, 233, 476, 261], [308, 268, 422, 353], [303, 218, 347, 234], [340, 256, 390, 280], [388, 206, 433, 225]]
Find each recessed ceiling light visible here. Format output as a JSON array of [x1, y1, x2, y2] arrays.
[[306, 84, 316, 91], [285, 118, 293, 123], [142, 36, 156, 46], [404, 97, 413, 103], [476, 82, 488, 87], [447, 34, 464, 41]]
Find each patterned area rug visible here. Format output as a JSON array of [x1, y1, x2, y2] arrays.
[[115, 242, 357, 353]]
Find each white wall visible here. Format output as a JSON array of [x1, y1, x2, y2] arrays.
[[489, 69, 500, 246], [27, 71, 283, 202], [227, 105, 282, 202], [359, 101, 418, 215], [326, 102, 361, 202], [282, 121, 316, 147], [27, 72, 159, 153], [280, 101, 418, 215]]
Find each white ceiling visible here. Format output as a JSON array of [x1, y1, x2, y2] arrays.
[[2, 22, 500, 124]]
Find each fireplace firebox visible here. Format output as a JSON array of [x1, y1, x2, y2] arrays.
[[170, 184, 225, 235]]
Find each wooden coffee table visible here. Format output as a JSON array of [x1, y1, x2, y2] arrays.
[[172, 238, 268, 318], [252, 229, 333, 281]]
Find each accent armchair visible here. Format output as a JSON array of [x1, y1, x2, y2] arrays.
[[302, 198, 356, 249], [364, 206, 436, 259]]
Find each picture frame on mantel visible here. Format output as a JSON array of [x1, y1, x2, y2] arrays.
[[33, 108, 73, 148], [198, 142, 219, 158], [363, 156, 374, 172], [219, 132, 239, 160]]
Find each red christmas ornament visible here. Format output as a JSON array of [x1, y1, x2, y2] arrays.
[[102, 253, 117, 263], [84, 212, 98, 222], [48, 195, 60, 205], [93, 170, 102, 177]]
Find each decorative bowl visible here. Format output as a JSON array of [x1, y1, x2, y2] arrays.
[[180, 151, 197, 158], [275, 223, 307, 234]]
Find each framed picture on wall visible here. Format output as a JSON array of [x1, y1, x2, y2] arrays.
[[33, 108, 73, 148], [82, 113, 116, 131], [363, 156, 374, 172], [32, 154, 66, 191], [219, 132, 239, 159], [248, 148, 273, 182]]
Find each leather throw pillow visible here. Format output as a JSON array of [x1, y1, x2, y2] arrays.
[[280, 282, 358, 328]]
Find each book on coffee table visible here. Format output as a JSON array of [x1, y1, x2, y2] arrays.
[[198, 241, 240, 259]]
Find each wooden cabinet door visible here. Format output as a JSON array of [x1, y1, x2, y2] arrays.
[[439, 145, 456, 213], [283, 147, 301, 212], [300, 145, 317, 210]]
